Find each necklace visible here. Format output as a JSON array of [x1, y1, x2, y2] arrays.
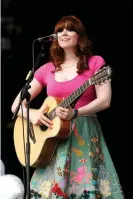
[[62, 64, 76, 68], [62, 62, 78, 68]]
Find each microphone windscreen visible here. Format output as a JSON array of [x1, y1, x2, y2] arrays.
[[0, 160, 5, 176], [0, 174, 24, 199]]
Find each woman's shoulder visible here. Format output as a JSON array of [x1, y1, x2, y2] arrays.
[[88, 55, 105, 65], [88, 55, 106, 72], [40, 61, 55, 69], [34, 61, 55, 85], [88, 55, 106, 73], [36, 61, 55, 73]]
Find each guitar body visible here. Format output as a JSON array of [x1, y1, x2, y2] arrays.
[[13, 96, 71, 168]]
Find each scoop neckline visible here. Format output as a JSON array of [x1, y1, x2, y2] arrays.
[[49, 63, 79, 83], [54, 74, 79, 83]]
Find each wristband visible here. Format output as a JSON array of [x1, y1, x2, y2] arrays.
[[72, 109, 78, 119]]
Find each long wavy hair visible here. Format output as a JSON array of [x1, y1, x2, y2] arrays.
[[50, 15, 93, 74]]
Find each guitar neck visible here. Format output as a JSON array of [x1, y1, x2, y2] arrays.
[[47, 78, 91, 120], [59, 79, 91, 108]]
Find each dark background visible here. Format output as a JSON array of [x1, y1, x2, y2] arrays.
[[1, 1, 132, 199]]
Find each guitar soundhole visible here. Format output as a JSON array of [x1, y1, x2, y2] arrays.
[[40, 125, 48, 131]]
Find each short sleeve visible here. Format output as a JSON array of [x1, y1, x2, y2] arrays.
[[88, 55, 106, 74], [93, 55, 106, 73], [34, 63, 50, 86]]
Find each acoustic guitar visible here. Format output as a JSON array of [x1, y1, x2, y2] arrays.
[[13, 65, 112, 168]]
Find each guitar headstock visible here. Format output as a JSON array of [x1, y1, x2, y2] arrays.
[[90, 65, 112, 85]]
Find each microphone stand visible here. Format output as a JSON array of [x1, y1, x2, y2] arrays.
[[12, 43, 46, 199]]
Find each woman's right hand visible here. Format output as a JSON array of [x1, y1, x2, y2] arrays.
[[29, 105, 53, 129]]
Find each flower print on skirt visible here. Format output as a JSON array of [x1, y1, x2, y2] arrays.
[[30, 116, 125, 199]]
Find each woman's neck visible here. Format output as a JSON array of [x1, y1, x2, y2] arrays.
[[64, 49, 78, 63]]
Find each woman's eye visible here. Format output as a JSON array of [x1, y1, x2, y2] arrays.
[[57, 29, 63, 33], [67, 29, 74, 32], [57, 28, 75, 33]]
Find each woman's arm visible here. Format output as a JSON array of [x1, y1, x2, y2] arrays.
[[11, 78, 53, 128], [11, 78, 43, 117], [78, 80, 111, 116]]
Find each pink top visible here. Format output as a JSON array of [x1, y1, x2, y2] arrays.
[[34, 55, 105, 109]]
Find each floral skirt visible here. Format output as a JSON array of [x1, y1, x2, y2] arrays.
[[30, 116, 125, 199]]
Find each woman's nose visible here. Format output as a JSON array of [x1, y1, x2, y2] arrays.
[[62, 28, 67, 35]]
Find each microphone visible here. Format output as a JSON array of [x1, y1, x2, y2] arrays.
[[35, 34, 58, 42]]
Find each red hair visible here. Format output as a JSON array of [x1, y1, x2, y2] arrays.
[[50, 15, 93, 73]]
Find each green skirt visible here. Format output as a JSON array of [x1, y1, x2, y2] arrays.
[[30, 116, 125, 199]]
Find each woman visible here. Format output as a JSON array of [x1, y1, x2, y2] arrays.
[[11, 15, 124, 199]]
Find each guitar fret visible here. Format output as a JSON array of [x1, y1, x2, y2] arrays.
[[84, 81, 88, 90], [80, 85, 84, 93], [63, 99, 68, 108], [66, 95, 73, 106], [60, 101, 66, 108], [66, 98, 70, 107], [48, 108, 56, 120], [87, 80, 90, 87], [74, 90, 79, 97]]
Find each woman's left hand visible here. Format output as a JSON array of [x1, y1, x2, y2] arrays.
[[56, 106, 74, 120]]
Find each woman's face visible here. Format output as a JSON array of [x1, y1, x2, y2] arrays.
[[57, 28, 79, 50]]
